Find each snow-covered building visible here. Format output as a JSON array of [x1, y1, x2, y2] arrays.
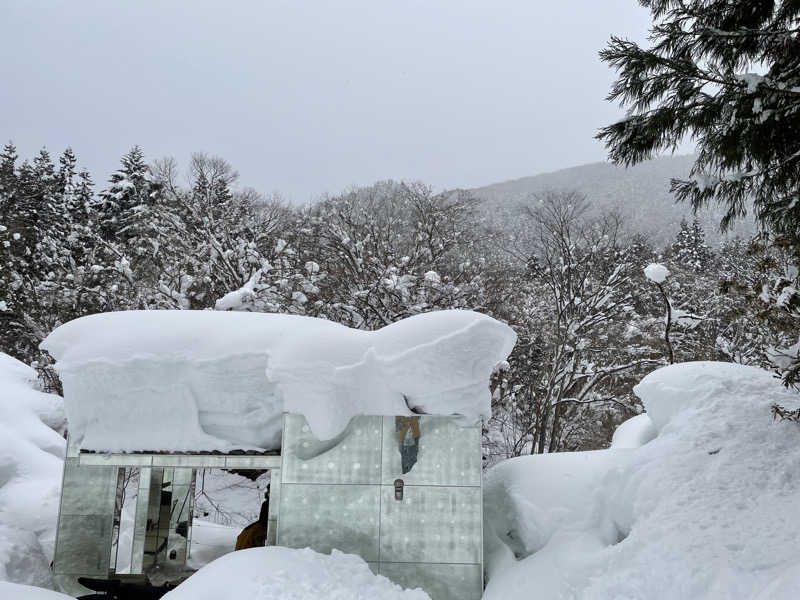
[[42, 310, 515, 600]]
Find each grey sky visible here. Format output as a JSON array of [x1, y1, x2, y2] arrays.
[[2, 1, 653, 203]]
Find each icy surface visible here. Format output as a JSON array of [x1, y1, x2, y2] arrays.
[[485, 361, 800, 600], [644, 262, 669, 283], [163, 547, 430, 600], [42, 310, 515, 452], [0, 582, 74, 600], [609, 413, 657, 449], [0, 355, 66, 589]]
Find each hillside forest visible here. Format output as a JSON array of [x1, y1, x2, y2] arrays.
[[1, 143, 797, 463]]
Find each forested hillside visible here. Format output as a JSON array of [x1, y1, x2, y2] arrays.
[[0, 144, 795, 460], [470, 154, 756, 248]]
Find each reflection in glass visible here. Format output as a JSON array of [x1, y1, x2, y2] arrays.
[[395, 416, 421, 474]]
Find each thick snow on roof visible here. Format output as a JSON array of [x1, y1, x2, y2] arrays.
[[42, 310, 515, 452], [484, 361, 800, 600]]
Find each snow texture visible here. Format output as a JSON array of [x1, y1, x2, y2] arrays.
[[609, 413, 657, 449], [163, 547, 430, 600], [0, 355, 66, 589], [633, 361, 780, 431], [485, 361, 800, 600], [0, 582, 75, 600], [484, 449, 623, 561], [644, 262, 669, 284], [41, 310, 516, 452]]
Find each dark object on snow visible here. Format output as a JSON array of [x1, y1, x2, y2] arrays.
[[76, 577, 174, 600], [234, 487, 270, 550], [395, 416, 421, 474]]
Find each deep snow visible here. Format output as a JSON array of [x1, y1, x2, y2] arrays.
[[162, 547, 431, 600], [41, 310, 516, 452], [484, 361, 800, 600], [5, 337, 799, 600], [0, 354, 65, 589], [0, 581, 74, 600]]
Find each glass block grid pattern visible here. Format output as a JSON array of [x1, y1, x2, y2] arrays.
[[277, 414, 483, 600]]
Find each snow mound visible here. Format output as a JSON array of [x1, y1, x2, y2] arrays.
[[485, 361, 800, 600], [484, 450, 624, 562], [42, 310, 515, 452], [0, 582, 74, 600], [0, 354, 66, 589], [634, 361, 788, 431], [163, 547, 430, 600], [609, 413, 656, 448]]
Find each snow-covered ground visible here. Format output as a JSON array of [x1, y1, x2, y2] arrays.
[[0, 354, 65, 589], [0, 581, 74, 600], [3, 337, 800, 599], [163, 547, 431, 600], [42, 310, 516, 452], [484, 361, 800, 600]]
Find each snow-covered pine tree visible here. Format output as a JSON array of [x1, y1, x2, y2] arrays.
[[95, 146, 163, 244], [669, 219, 714, 272]]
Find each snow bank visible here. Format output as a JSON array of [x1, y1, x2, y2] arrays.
[[484, 450, 624, 561], [485, 361, 800, 600], [634, 361, 781, 431], [163, 547, 430, 600], [0, 582, 74, 600], [0, 355, 66, 589], [41, 310, 515, 452]]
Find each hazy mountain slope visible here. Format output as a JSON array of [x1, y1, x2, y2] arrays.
[[470, 155, 755, 248]]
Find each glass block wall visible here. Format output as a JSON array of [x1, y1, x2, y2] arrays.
[[277, 414, 483, 600]]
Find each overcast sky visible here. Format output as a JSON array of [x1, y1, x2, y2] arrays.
[[2, 1, 654, 203]]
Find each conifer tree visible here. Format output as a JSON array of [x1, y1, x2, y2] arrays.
[[670, 218, 714, 272], [598, 1, 800, 249]]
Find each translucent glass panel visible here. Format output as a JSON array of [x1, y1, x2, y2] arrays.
[[78, 453, 281, 470], [53, 458, 119, 597], [266, 468, 280, 546], [379, 563, 483, 600], [278, 483, 381, 560], [379, 486, 482, 564], [281, 414, 383, 484], [59, 459, 120, 516], [381, 416, 481, 486], [166, 469, 195, 567], [277, 413, 483, 600], [140, 468, 194, 570], [130, 467, 152, 574]]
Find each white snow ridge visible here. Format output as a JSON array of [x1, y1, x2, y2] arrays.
[[483, 361, 800, 600], [41, 309, 516, 452]]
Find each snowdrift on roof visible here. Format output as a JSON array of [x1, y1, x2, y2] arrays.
[[41, 310, 516, 452]]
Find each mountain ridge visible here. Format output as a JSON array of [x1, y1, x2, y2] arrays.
[[468, 154, 755, 248]]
